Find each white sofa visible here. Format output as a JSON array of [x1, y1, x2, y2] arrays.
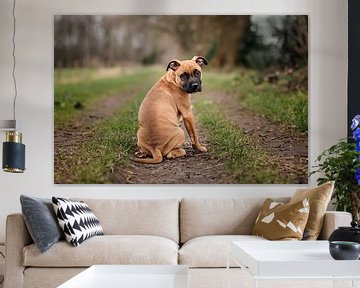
[[4, 198, 352, 288]]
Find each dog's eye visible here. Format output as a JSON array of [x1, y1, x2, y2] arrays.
[[194, 70, 201, 77], [180, 72, 189, 80]]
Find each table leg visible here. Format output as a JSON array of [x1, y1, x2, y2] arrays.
[[352, 279, 360, 288], [252, 278, 258, 288], [226, 251, 230, 288]]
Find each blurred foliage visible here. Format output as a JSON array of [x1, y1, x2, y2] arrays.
[[241, 16, 308, 69], [141, 49, 162, 65], [55, 15, 307, 71]]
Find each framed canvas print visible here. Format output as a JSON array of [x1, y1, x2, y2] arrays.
[[54, 15, 308, 184]]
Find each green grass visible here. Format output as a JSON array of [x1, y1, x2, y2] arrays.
[[55, 68, 98, 84], [69, 73, 161, 183], [194, 99, 289, 183], [54, 67, 159, 128], [203, 70, 308, 132], [73, 95, 141, 183]]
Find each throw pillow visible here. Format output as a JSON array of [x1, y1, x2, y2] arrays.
[[252, 198, 310, 240], [52, 197, 104, 247], [289, 181, 334, 240], [20, 195, 64, 253]]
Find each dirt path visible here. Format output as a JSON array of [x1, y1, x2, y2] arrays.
[[55, 83, 307, 184], [54, 90, 136, 183], [112, 123, 231, 184], [204, 91, 308, 184]]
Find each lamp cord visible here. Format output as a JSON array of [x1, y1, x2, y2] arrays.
[[12, 0, 17, 130]]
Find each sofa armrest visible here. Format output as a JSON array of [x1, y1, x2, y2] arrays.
[[4, 213, 33, 288], [318, 211, 352, 240]]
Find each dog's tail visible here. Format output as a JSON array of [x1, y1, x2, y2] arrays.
[[133, 148, 163, 164]]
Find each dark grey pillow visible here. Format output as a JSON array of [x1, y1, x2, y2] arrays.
[[20, 195, 64, 253]]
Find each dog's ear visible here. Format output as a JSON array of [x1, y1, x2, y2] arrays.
[[192, 56, 208, 67], [166, 60, 181, 71]]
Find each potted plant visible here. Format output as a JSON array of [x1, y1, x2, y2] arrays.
[[310, 115, 360, 222]]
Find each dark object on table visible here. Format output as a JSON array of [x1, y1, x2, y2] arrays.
[[329, 221, 360, 244], [329, 241, 360, 260]]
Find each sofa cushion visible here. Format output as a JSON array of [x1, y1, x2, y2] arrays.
[[252, 198, 310, 240], [290, 181, 334, 240], [20, 195, 64, 253], [72, 199, 179, 243], [179, 235, 267, 268], [180, 198, 289, 243], [23, 235, 178, 267], [52, 197, 104, 247]]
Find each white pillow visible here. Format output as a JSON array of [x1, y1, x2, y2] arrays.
[[52, 197, 103, 246]]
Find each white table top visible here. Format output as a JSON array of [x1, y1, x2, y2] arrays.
[[58, 265, 189, 288], [231, 240, 360, 278]]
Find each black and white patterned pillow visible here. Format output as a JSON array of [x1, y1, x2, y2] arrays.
[[52, 197, 104, 247]]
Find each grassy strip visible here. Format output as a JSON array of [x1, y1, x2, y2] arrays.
[[55, 68, 98, 84], [194, 99, 289, 183], [54, 68, 158, 128], [70, 73, 161, 183], [73, 96, 142, 183], [203, 70, 308, 132]]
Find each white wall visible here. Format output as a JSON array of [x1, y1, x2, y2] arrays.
[[0, 0, 348, 242]]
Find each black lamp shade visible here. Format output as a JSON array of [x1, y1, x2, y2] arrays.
[[3, 141, 25, 173]]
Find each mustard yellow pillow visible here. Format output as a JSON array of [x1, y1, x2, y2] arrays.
[[289, 181, 334, 240], [252, 198, 310, 240]]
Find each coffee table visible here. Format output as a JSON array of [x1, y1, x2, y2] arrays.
[[58, 265, 188, 288], [228, 241, 360, 288]]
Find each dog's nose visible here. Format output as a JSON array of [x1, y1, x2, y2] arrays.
[[191, 83, 199, 89]]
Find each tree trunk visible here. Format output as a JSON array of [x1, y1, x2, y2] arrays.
[[212, 16, 251, 69]]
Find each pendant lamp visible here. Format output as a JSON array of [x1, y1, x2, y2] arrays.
[[1, 0, 26, 173]]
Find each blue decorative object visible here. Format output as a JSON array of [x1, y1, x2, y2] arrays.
[[2, 131, 25, 173], [356, 168, 360, 186], [351, 115, 360, 186], [351, 115, 360, 130], [353, 128, 360, 142]]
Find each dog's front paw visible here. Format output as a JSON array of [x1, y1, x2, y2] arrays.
[[135, 149, 148, 158], [197, 145, 208, 153]]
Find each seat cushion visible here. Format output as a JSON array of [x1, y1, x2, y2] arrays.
[[23, 235, 178, 267], [179, 235, 267, 268]]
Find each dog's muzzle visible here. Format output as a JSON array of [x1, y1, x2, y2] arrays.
[[183, 81, 202, 93]]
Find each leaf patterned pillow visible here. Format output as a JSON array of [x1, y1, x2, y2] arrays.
[[252, 198, 310, 240]]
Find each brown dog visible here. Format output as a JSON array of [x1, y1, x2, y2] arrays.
[[134, 56, 208, 164]]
